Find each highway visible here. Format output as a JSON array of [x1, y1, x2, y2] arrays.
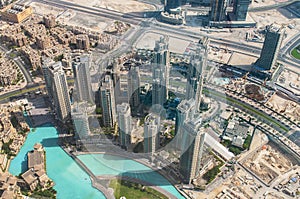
[[203, 87, 290, 133], [0, 79, 74, 103], [36, 0, 300, 68], [280, 34, 300, 65], [29, 0, 300, 70], [34, 0, 148, 25]]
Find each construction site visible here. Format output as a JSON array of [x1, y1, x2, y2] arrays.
[[220, 73, 271, 102], [242, 143, 294, 185], [266, 93, 300, 122], [214, 168, 261, 199], [245, 83, 265, 101]]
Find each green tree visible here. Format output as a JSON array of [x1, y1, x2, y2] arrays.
[[95, 107, 102, 114]]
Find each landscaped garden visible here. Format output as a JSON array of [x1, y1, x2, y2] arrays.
[[291, 45, 300, 60], [109, 179, 168, 199]]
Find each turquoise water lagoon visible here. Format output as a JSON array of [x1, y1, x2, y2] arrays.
[[9, 125, 105, 199], [9, 125, 184, 199], [78, 154, 185, 199]]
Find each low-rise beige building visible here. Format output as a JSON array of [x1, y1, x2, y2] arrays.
[[1, 4, 33, 23], [0, 172, 22, 199], [21, 143, 53, 191]]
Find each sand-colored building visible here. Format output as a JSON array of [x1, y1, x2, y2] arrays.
[[21, 143, 53, 191], [1, 4, 33, 23]]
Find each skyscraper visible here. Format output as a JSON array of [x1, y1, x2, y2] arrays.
[[175, 98, 196, 150], [210, 0, 227, 22], [72, 55, 93, 103], [165, 0, 181, 12], [42, 57, 55, 99], [128, 65, 140, 109], [114, 70, 129, 105], [186, 39, 209, 111], [98, 75, 116, 127], [117, 103, 132, 149], [152, 36, 170, 108], [255, 24, 285, 70], [233, 0, 250, 21], [179, 115, 205, 184], [144, 113, 161, 155], [72, 102, 90, 139], [43, 60, 71, 122]]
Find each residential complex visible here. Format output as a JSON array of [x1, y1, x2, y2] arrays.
[[42, 60, 71, 122], [186, 39, 209, 111], [72, 102, 90, 139], [117, 103, 132, 149], [127, 66, 140, 109], [72, 55, 93, 103], [179, 116, 205, 184], [143, 113, 161, 155], [98, 75, 116, 127], [152, 36, 170, 108]]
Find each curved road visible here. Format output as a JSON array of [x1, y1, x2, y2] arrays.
[[0, 46, 33, 85]]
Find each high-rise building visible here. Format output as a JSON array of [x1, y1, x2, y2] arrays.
[[76, 34, 90, 50], [42, 57, 55, 99], [114, 70, 129, 105], [180, 115, 205, 184], [72, 102, 90, 139], [36, 35, 51, 50], [128, 66, 140, 109], [210, 0, 227, 22], [43, 14, 56, 28], [165, 0, 181, 12], [152, 36, 170, 108], [255, 24, 285, 71], [117, 103, 132, 149], [98, 75, 116, 127], [175, 98, 196, 150], [72, 55, 93, 103], [233, 0, 250, 21], [144, 113, 161, 155], [43, 60, 71, 122], [186, 40, 209, 111]]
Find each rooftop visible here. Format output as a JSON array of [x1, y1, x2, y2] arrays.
[[28, 149, 44, 169], [267, 23, 284, 33], [21, 169, 37, 185]]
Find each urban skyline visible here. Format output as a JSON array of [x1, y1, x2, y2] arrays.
[[0, 0, 299, 198]]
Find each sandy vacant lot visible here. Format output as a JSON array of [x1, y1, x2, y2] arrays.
[[95, 0, 156, 13], [266, 93, 300, 121], [136, 32, 192, 54], [61, 0, 156, 13]]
